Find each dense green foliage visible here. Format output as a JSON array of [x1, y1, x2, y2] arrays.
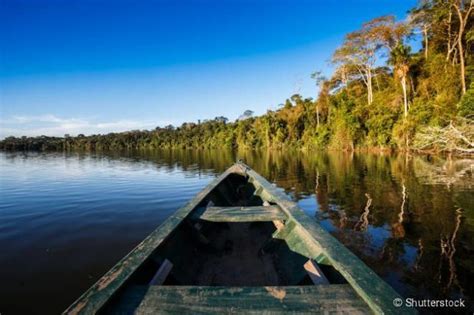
[[1, 0, 473, 152]]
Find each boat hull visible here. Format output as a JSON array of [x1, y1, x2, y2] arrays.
[[64, 162, 416, 315]]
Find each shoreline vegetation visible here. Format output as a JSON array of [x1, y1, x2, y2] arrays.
[[1, 1, 473, 154]]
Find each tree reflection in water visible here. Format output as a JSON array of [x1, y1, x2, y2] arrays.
[[354, 193, 372, 232], [184, 148, 472, 308], [7, 149, 470, 309]]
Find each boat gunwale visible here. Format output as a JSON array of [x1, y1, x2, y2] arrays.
[[64, 162, 416, 315], [63, 164, 243, 314], [243, 163, 416, 315]]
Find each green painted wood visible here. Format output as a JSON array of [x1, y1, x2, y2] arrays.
[[65, 162, 417, 315], [240, 162, 417, 315], [273, 221, 324, 260], [63, 165, 243, 315], [198, 206, 287, 222], [112, 285, 371, 314]]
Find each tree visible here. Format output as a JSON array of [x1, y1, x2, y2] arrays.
[[451, 0, 473, 94], [1, 3, 471, 153], [409, 1, 433, 59], [458, 82, 474, 116], [238, 110, 254, 120], [333, 39, 374, 105], [365, 15, 411, 53], [332, 17, 392, 105], [330, 64, 350, 91], [389, 44, 412, 117], [414, 117, 474, 153], [214, 116, 229, 124], [412, 0, 473, 93], [311, 71, 327, 128]]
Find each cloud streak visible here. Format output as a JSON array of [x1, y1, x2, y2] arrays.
[[0, 114, 169, 138]]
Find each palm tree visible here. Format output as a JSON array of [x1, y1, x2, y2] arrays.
[[389, 44, 411, 118]]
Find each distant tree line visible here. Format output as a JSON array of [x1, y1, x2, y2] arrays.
[[1, 0, 473, 153]]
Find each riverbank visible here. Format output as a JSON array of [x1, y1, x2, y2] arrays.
[[1, 128, 473, 156]]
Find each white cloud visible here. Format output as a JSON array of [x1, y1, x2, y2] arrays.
[[0, 114, 169, 138], [12, 114, 65, 123]]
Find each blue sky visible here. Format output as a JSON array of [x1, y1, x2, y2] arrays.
[[0, 0, 417, 138]]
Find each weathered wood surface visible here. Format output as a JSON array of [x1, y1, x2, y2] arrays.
[[64, 161, 417, 315], [241, 162, 417, 315], [272, 220, 285, 230], [111, 285, 371, 314], [198, 206, 287, 222], [304, 259, 329, 285], [63, 165, 243, 315]]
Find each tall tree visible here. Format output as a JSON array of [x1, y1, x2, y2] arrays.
[[366, 15, 411, 52], [333, 32, 377, 105], [365, 16, 413, 118], [332, 16, 404, 105], [238, 110, 254, 121], [413, 0, 473, 93], [311, 71, 327, 128], [451, 0, 473, 94], [409, 0, 434, 59], [389, 44, 412, 117], [331, 64, 350, 89]]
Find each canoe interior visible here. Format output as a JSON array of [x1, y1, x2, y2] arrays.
[[66, 164, 413, 315], [100, 173, 347, 312]]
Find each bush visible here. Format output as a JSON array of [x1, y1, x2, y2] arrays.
[[458, 83, 474, 118]]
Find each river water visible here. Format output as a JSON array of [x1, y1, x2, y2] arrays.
[[0, 150, 472, 314]]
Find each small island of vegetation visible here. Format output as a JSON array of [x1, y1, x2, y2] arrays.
[[1, 1, 473, 154]]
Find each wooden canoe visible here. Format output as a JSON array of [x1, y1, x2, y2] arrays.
[[64, 162, 416, 314]]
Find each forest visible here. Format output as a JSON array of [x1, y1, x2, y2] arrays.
[[1, 0, 473, 153]]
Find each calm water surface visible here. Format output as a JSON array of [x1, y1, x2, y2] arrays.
[[0, 150, 473, 314]]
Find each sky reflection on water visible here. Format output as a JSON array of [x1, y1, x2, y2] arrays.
[[0, 150, 472, 314]]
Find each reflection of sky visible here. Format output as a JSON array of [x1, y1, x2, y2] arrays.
[[401, 243, 418, 267], [319, 219, 338, 233], [297, 194, 319, 217], [0, 151, 220, 314], [0, 152, 216, 222], [1, 151, 473, 312], [367, 225, 391, 251]]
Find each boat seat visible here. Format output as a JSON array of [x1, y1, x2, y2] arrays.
[[191, 206, 287, 222], [107, 285, 371, 314]]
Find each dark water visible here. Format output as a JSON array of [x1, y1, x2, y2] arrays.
[[0, 150, 473, 314]]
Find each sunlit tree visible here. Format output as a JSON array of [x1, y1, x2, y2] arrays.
[[389, 44, 412, 117]]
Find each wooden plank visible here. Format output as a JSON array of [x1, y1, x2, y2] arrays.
[[240, 162, 417, 315], [199, 206, 287, 222], [63, 164, 245, 315], [111, 285, 371, 314], [149, 259, 173, 285], [64, 161, 416, 315], [304, 260, 329, 285], [273, 220, 285, 230]]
